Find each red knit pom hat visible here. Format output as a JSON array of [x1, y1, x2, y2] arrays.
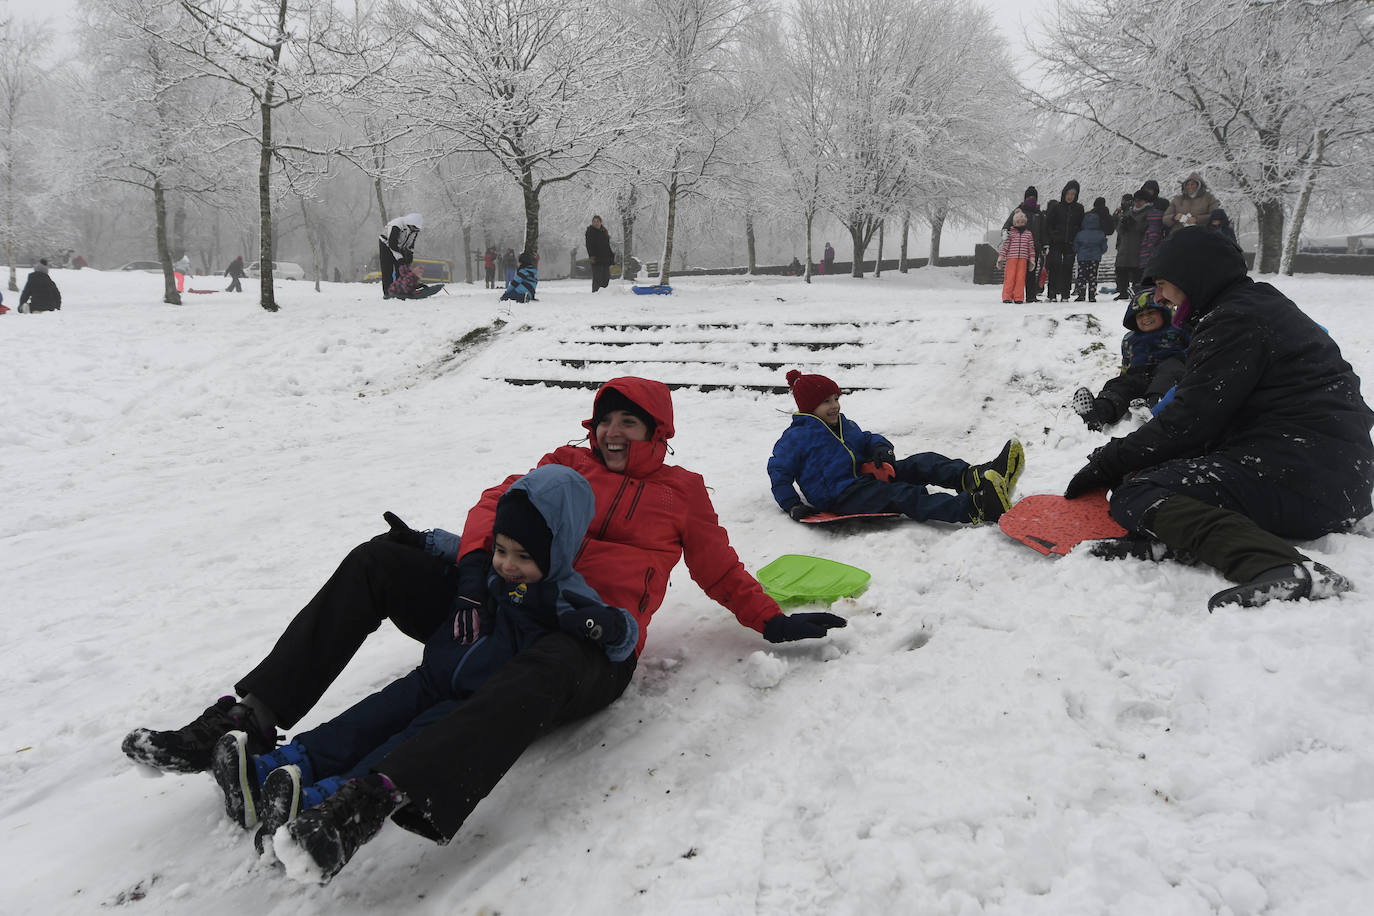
[[786, 369, 841, 414]]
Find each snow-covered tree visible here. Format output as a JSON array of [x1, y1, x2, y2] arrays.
[[399, 0, 657, 258], [1032, 0, 1374, 273], [0, 16, 51, 292]]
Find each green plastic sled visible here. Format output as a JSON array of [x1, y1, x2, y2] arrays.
[[757, 554, 872, 606]]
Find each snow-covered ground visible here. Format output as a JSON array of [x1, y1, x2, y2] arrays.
[[4, 265, 1374, 915]]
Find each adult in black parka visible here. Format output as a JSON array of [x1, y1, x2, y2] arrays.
[[584, 214, 614, 293], [1065, 228, 1374, 609], [18, 260, 61, 312], [1043, 180, 1084, 301]]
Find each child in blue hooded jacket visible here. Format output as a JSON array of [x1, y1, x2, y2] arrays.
[[500, 251, 538, 302], [1071, 288, 1190, 431], [210, 465, 637, 856], [767, 370, 1024, 524], [1071, 199, 1112, 301]]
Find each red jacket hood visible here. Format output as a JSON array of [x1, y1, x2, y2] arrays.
[[582, 377, 676, 478]]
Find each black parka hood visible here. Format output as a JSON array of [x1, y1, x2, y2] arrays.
[[1145, 227, 1247, 323]]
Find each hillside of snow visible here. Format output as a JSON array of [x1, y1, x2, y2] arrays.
[[3, 266, 1373, 915]]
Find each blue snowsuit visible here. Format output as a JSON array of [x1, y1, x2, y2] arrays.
[[289, 465, 637, 783], [767, 412, 974, 523]]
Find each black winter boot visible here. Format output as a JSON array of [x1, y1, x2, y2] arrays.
[[280, 774, 404, 884], [963, 438, 1025, 494], [1208, 562, 1353, 610], [123, 696, 277, 774]]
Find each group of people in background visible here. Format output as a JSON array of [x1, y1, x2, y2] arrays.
[[997, 174, 1233, 305]]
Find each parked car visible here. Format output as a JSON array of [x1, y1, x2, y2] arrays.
[[117, 260, 163, 273], [246, 260, 306, 280], [362, 257, 453, 283]]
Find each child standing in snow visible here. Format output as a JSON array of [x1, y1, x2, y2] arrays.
[[767, 369, 1024, 524], [1071, 198, 1112, 301], [997, 209, 1036, 304], [500, 251, 538, 302], [211, 465, 637, 877], [1071, 288, 1190, 431]]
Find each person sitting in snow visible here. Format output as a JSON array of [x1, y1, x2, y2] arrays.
[[499, 250, 538, 302], [18, 259, 61, 312], [123, 377, 844, 883], [767, 369, 1024, 524], [1065, 228, 1374, 609], [211, 466, 639, 879], [1070, 288, 1189, 431], [386, 262, 434, 300]]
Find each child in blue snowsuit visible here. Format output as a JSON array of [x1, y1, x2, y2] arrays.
[[500, 251, 538, 302], [766, 369, 1024, 525], [211, 465, 637, 850], [1071, 289, 1190, 431], [1071, 207, 1110, 301]]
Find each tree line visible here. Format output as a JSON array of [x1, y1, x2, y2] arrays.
[[1, 0, 1369, 309]]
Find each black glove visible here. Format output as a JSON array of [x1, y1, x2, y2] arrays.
[[1064, 461, 1116, 499], [451, 550, 493, 644], [872, 444, 896, 466], [381, 511, 427, 550], [787, 504, 812, 522], [763, 612, 847, 643], [560, 591, 628, 648]]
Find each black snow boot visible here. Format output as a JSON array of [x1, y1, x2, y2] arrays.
[[281, 774, 403, 884], [963, 438, 1025, 495], [1208, 562, 1354, 611], [123, 696, 277, 774]]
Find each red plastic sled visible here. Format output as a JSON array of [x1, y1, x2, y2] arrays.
[[998, 491, 1126, 557], [799, 511, 902, 524]]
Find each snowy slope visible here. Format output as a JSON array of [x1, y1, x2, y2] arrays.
[[3, 267, 1373, 915]]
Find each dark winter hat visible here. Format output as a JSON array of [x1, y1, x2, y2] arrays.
[[1093, 196, 1107, 209], [786, 369, 842, 415], [593, 387, 656, 434], [493, 488, 553, 576], [1024, 186, 1038, 200], [518, 251, 534, 268], [1133, 188, 1151, 203], [1142, 180, 1161, 198], [1148, 227, 1248, 320], [1123, 287, 1168, 330]]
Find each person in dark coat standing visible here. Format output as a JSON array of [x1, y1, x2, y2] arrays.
[[822, 242, 835, 275], [18, 260, 61, 312], [584, 215, 614, 292], [224, 256, 246, 292], [1113, 191, 1151, 298], [1137, 179, 1169, 273], [1043, 180, 1084, 301], [1002, 187, 1046, 302], [1065, 228, 1374, 610]]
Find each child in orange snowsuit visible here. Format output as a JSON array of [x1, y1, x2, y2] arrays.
[[997, 209, 1036, 304]]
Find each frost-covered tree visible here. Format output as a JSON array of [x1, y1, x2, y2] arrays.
[[1032, 0, 1374, 273], [0, 17, 51, 292], [74, 0, 233, 304], [638, 0, 760, 285], [399, 0, 657, 258]]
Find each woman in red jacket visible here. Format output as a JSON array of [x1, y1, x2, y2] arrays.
[[124, 378, 843, 881]]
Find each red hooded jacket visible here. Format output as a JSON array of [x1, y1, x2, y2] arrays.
[[459, 377, 781, 655]]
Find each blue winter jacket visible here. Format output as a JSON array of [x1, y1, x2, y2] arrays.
[[767, 412, 893, 512], [1073, 213, 1108, 261], [501, 264, 538, 302], [423, 466, 639, 698]]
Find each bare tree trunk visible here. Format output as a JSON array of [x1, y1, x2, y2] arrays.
[[1282, 129, 1327, 277], [374, 176, 387, 227], [253, 0, 287, 313], [929, 205, 947, 264], [6, 138, 16, 291], [659, 162, 680, 286], [804, 212, 814, 284], [463, 224, 473, 283], [848, 219, 867, 278], [618, 182, 637, 280], [1255, 199, 1284, 274], [154, 179, 181, 305], [875, 220, 885, 277], [745, 211, 756, 274], [298, 196, 321, 292], [520, 166, 540, 257], [899, 212, 910, 272]]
